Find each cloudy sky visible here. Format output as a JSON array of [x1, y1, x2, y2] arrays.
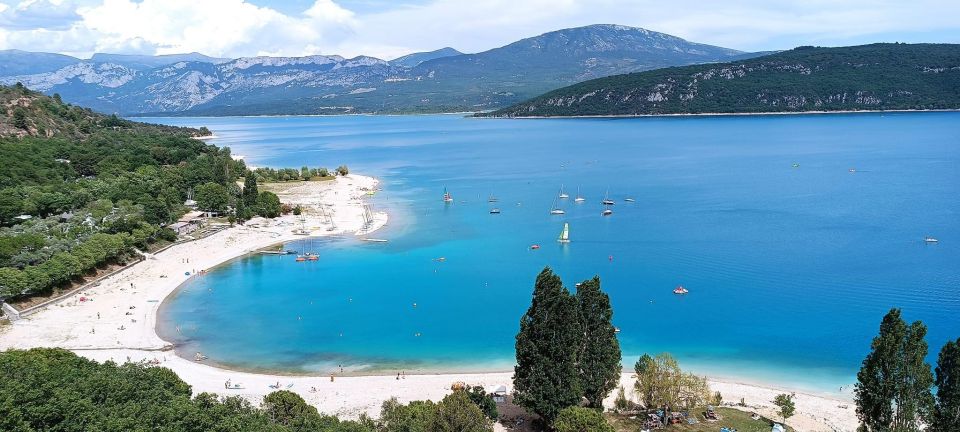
[[0, 0, 958, 60]]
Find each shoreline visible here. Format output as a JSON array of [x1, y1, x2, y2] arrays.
[[0, 173, 859, 431], [479, 108, 960, 119]]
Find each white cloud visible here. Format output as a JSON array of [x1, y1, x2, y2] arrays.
[[0, 0, 958, 59]]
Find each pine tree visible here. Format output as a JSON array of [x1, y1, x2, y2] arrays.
[[933, 338, 960, 432], [855, 308, 934, 432], [576, 276, 622, 409], [514, 267, 583, 424]]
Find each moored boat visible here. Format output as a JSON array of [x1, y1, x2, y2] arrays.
[[673, 285, 689, 295], [490, 208, 501, 214], [602, 209, 612, 216], [558, 185, 569, 199], [924, 236, 939, 243], [443, 187, 454, 203]]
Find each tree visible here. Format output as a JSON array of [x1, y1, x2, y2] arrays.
[[465, 386, 498, 420], [552, 406, 614, 432], [633, 353, 709, 410], [12, 107, 28, 130], [933, 338, 960, 432], [262, 390, 317, 428], [855, 308, 934, 432], [773, 393, 796, 422], [256, 191, 282, 218], [575, 276, 621, 409], [243, 172, 259, 206], [613, 386, 629, 413], [195, 182, 230, 213], [336, 165, 349, 176], [514, 267, 583, 424], [379, 398, 437, 432], [432, 391, 492, 432]]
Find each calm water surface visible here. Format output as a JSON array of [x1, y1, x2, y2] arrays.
[[150, 113, 959, 393]]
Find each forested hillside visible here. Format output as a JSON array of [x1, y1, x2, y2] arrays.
[[0, 84, 237, 301], [486, 43, 960, 117]]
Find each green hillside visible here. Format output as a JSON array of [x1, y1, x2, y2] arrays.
[[485, 43, 960, 117]]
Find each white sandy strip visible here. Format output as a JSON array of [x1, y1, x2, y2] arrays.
[[0, 174, 857, 432]]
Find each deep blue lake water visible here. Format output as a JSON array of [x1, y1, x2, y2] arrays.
[[150, 113, 959, 394]]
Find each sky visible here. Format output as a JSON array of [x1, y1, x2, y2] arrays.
[[0, 0, 958, 60]]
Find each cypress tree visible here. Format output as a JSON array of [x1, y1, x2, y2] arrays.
[[576, 276, 622, 409], [514, 267, 583, 424], [855, 308, 934, 431], [933, 338, 960, 432], [243, 171, 259, 206]]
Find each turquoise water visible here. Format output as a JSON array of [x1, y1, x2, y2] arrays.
[[152, 113, 959, 393]]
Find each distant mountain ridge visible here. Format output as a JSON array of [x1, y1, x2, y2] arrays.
[[0, 24, 756, 115], [485, 43, 960, 117], [390, 47, 462, 67]]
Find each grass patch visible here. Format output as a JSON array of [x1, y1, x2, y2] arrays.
[[605, 407, 792, 432]]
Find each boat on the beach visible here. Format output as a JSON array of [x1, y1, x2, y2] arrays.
[[924, 236, 939, 243], [490, 208, 501, 214], [558, 222, 570, 243], [673, 285, 689, 295], [558, 185, 569, 199], [443, 187, 454, 203]]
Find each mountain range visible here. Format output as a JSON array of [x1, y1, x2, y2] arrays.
[[0, 25, 756, 115], [486, 43, 960, 117]]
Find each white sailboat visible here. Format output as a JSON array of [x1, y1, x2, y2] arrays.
[[443, 187, 453, 203], [549, 197, 565, 215], [558, 185, 569, 199], [601, 189, 615, 206], [574, 186, 585, 203], [557, 222, 570, 243]]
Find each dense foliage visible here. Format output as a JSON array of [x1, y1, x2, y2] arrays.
[[253, 166, 334, 183], [855, 308, 935, 431], [632, 353, 711, 410], [0, 85, 240, 300], [513, 268, 621, 427], [933, 338, 960, 431], [551, 406, 615, 432], [486, 43, 960, 117]]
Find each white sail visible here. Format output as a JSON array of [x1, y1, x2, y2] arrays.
[[558, 222, 570, 242]]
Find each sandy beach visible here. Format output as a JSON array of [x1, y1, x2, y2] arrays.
[[0, 173, 858, 431]]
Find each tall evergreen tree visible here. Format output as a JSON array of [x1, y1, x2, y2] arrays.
[[243, 171, 259, 206], [933, 338, 960, 432], [514, 267, 583, 424], [855, 308, 934, 432], [575, 276, 622, 409]]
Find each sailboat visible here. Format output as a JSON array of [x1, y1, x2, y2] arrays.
[[443, 187, 453, 203], [557, 222, 570, 243], [488, 194, 498, 203], [558, 185, 569, 199], [601, 189, 615, 206], [549, 197, 565, 215], [602, 208, 613, 216], [574, 186, 585, 203]]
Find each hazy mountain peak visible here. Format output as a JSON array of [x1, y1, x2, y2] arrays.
[[390, 47, 463, 68]]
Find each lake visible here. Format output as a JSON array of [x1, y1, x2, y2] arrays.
[[150, 113, 959, 394]]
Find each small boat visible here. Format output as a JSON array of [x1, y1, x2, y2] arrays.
[[924, 237, 939, 243], [488, 194, 498, 203], [574, 186, 585, 203], [550, 197, 565, 215], [490, 208, 501, 214], [443, 187, 454, 203], [849, 168, 857, 173], [614, 327, 621, 334], [361, 238, 388, 243], [624, 198, 635, 203], [602, 209, 613, 216], [601, 189, 615, 206], [558, 185, 569, 199], [295, 255, 306, 262], [530, 244, 540, 250], [557, 222, 570, 243], [792, 163, 800, 168], [673, 285, 689, 295]]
